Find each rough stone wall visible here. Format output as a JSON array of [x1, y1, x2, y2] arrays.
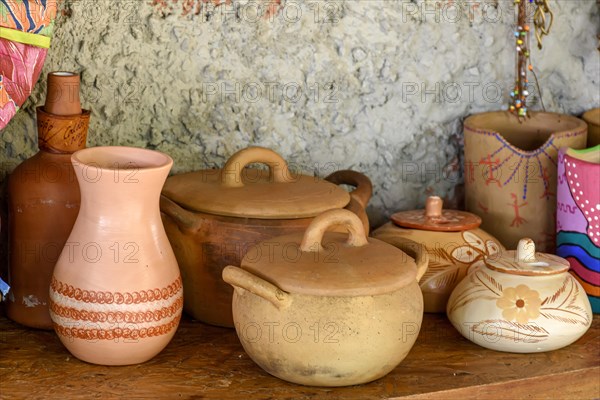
[[1, 0, 599, 226]]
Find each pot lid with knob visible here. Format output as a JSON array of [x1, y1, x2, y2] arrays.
[[484, 238, 570, 276], [161, 147, 351, 219], [390, 196, 482, 232], [237, 209, 427, 297]]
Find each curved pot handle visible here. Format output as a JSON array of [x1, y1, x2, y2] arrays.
[[221, 146, 290, 188], [300, 209, 368, 253], [325, 170, 373, 209], [374, 234, 429, 283], [222, 266, 291, 309], [160, 195, 203, 233]]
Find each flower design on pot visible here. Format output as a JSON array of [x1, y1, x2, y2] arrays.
[[451, 231, 501, 271], [496, 284, 542, 324]]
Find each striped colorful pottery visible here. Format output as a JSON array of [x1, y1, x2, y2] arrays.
[[556, 146, 600, 313], [0, 0, 58, 130]]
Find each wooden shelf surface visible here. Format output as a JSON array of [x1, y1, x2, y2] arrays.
[[1, 312, 598, 399]]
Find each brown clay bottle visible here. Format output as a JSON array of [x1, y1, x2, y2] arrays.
[[6, 72, 90, 329]]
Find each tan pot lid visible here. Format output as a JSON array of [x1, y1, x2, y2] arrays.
[[161, 147, 350, 219], [484, 238, 569, 276], [241, 209, 419, 296], [391, 196, 481, 232]]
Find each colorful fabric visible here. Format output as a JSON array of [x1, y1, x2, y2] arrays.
[[0, 26, 51, 48], [0, 0, 58, 130], [0, 0, 56, 35]]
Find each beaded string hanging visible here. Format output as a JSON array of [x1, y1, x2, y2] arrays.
[[509, 0, 554, 120]]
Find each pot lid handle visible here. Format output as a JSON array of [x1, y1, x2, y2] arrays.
[[221, 146, 291, 188], [516, 238, 538, 263], [484, 237, 569, 275], [390, 195, 482, 231], [300, 209, 368, 252], [425, 196, 443, 219]]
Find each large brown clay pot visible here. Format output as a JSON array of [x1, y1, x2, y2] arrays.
[[464, 111, 587, 252], [222, 209, 427, 386], [6, 72, 90, 329], [160, 146, 373, 327]]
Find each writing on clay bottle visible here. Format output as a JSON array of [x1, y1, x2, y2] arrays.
[[6, 72, 90, 329]]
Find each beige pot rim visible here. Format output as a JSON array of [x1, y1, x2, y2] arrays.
[[464, 111, 587, 155], [582, 108, 600, 127]]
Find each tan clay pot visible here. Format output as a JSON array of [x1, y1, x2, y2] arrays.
[[6, 72, 90, 329], [49, 147, 182, 365], [464, 111, 587, 252], [222, 209, 427, 387], [582, 108, 600, 147], [447, 238, 592, 353], [373, 196, 505, 313], [160, 146, 373, 327]]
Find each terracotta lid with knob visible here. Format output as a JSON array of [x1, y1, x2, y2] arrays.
[[390, 196, 482, 232], [484, 238, 570, 276], [240, 209, 425, 296], [162, 147, 350, 219]]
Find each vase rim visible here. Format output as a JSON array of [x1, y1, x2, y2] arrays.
[[565, 145, 600, 165], [464, 110, 587, 132], [71, 146, 173, 172], [464, 110, 587, 155]]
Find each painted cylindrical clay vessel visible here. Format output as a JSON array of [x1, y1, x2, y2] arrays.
[[464, 111, 587, 252], [556, 146, 600, 313], [49, 147, 182, 365], [373, 196, 504, 313]]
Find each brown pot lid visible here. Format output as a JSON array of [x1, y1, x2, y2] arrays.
[[484, 238, 569, 276], [391, 196, 481, 232], [161, 147, 350, 219], [240, 209, 417, 296]]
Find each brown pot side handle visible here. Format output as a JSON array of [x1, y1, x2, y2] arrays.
[[300, 209, 368, 253], [160, 195, 203, 233], [222, 266, 291, 309], [373, 234, 429, 283], [221, 146, 290, 188], [325, 170, 373, 208]]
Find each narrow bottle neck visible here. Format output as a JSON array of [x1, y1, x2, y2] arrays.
[[37, 107, 89, 154], [74, 164, 169, 222], [78, 190, 162, 223]]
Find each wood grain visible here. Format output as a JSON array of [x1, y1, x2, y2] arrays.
[[0, 312, 598, 399]]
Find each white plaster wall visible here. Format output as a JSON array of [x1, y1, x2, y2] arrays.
[[1, 0, 599, 225]]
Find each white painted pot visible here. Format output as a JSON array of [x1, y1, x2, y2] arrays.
[[447, 238, 592, 353]]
